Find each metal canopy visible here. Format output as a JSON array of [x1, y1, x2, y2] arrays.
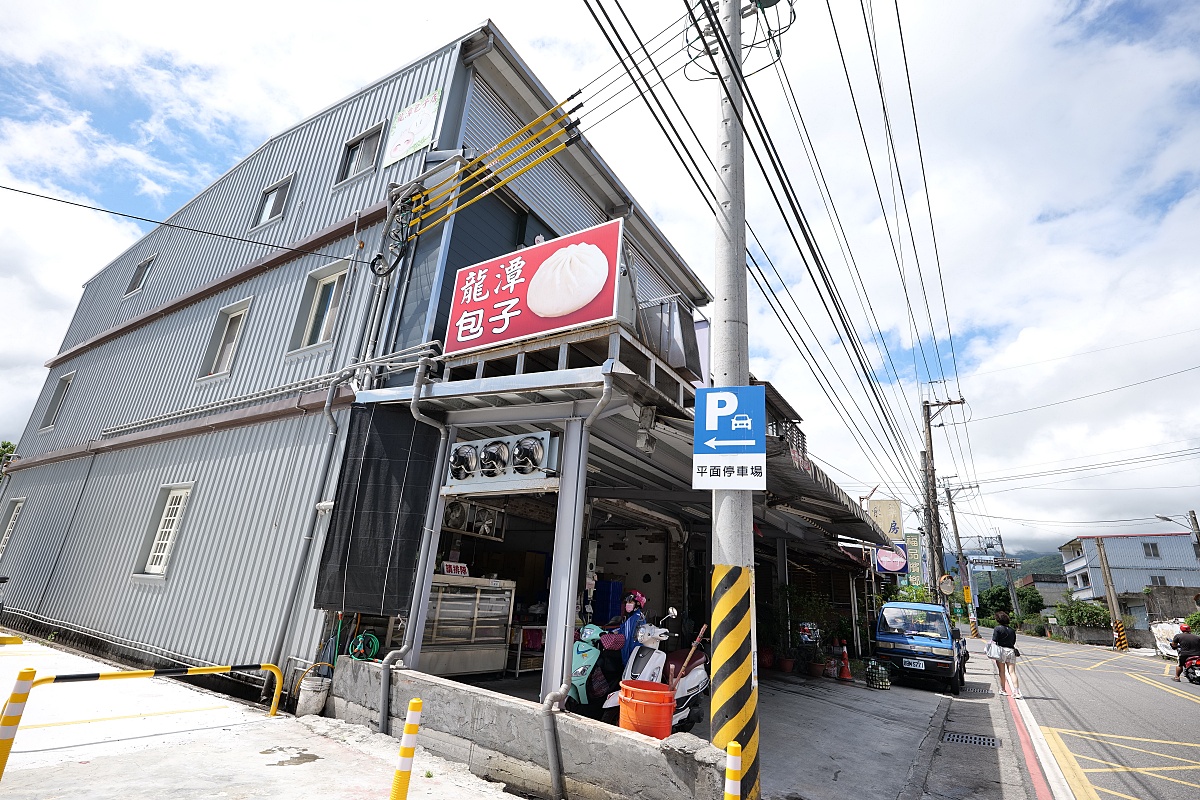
[[355, 362, 888, 551]]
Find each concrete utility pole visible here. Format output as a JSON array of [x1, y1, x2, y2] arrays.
[[944, 485, 980, 637], [996, 533, 1022, 618], [1189, 510, 1200, 549], [708, 1, 759, 796], [1094, 537, 1128, 651], [921, 398, 964, 595]]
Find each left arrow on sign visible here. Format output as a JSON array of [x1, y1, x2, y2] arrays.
[[704, 438, 756, 449]]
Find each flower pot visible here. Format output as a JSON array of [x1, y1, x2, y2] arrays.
[[778, 657, 796, 673], [759, 651, 775, 669], [807, 661, 825, 677]]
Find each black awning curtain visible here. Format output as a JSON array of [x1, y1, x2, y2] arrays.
[[314, 403, 442, 616]]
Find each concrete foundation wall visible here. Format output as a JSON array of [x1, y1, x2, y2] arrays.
[[328, 656, 725, 800], [1050, 625, 1155, 649]]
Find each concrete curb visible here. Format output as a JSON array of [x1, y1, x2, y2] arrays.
[[896, 695, 951, 800]]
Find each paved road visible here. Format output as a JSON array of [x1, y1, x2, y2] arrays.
[[1009, 633, 1198, 800]]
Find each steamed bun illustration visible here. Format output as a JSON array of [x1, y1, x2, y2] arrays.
[[526, 241, 610, 318]]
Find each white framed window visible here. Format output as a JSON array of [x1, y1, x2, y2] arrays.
[[1144, 542, 1161, 558], [200, 298, 252, 377], [252, 174, 293, 228], [1150, 575, 1167, 586], [337, 124, 384, 183], [0, 498, 25, 561], [40, 372, 75, 430], [124, 255, 155, 296], [289, 261, 349, 351], [143, 486, 191, 575]]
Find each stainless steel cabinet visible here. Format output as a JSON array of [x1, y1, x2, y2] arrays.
[[419, 574, 515, 676]]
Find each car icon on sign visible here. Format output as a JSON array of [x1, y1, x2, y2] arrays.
[[731, 414, 752, 430]]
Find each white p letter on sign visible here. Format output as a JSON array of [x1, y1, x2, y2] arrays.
[[705, 391, 738, 430]]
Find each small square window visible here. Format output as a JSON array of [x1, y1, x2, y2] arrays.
[[1144, 542, 1161, 558], [253, 175, 293, 227], [200, 299, 251, 377], [1150, 575, 1167, 586], [338, 126, 383, 183], [125, 256, 155, 296], [0, 498, 25, 561], [40, 372, 75, 430], [142, 486, 191, 575]]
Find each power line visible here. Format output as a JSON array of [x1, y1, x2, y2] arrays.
[[968, 362, 1200, 422], [966, 326, 1200, 377]]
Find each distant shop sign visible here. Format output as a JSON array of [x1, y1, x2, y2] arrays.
[[875, 542, 908, 574], [443, 219, 623, 356]]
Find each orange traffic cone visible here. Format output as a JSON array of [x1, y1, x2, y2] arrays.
[[837, 639, 853, 682]]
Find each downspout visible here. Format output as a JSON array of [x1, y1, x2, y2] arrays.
[[541, 682, 570, 800], [541, 368, 613, 798], [379, 356, 449, 735], [267, 369, 355, 687]]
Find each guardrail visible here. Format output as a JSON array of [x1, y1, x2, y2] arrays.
[[0, 662, 282, 781]]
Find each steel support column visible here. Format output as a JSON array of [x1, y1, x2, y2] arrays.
[[542, 417, 588, 701]]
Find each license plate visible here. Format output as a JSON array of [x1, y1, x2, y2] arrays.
[[902, 658, 925, 670]]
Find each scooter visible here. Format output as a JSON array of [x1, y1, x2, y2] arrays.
[[602, 608, 710, 732], [567, 623, 626, 718], [1182, 654, 1200, 685]]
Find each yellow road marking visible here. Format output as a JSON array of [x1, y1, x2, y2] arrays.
[[1043, 727, 1102, 800], [1064, 734, 1200, 768], [1125, 672, 1200, 705], [1095, 787, 1143, 800], [1072, 753, 1200, 789], [1085, 655, 1128, 671], [1050, 728, 1200, 748], [1084, 765, 1200, 773], [22, 705, 231, 729]]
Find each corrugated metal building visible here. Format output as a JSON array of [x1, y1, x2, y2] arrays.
[[0, 23, 714, 688], [1059, 533, 1200, 628]]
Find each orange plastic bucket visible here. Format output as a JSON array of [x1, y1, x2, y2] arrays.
[[618, 679, 675, 739]]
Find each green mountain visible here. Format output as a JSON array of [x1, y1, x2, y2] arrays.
[[1011, 552, 1064, 579]]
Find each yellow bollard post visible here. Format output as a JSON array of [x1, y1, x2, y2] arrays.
[[0, 668, 36, 782], [724, 741, 742, 800], [388, 698, 423, 800]]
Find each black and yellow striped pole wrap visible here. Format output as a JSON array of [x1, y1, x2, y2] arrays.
[[711, 564, 759, 799], [1112, 619, 1129, 652]]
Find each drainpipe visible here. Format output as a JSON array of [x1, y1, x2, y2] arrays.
[[377, 644, 409, 735], [377, 357, 450, 733], [267, 369, 355, 688], [541, 682, 570, 800]]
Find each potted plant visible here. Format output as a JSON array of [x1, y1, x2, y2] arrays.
[[798, 643, 824, 677], [759, 645, 776, 670], [777, 646, 797, 674]]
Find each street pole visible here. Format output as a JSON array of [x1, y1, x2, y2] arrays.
[[708, 1, 759, 796], [920, 449, 934, 596], [1094, 537, 1128, 651], [945, 486, 980, 638], [1188, 510, 1200, 548], [997, 533, 1022, 619]]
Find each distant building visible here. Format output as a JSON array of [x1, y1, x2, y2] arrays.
[[1016, 573, 1068, 610], [1059, 533, 1200, 628]]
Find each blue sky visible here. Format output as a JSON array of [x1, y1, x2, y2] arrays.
[[4, 1, 1200, 552]]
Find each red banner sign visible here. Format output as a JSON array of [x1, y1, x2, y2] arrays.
[[443, 219, 623, 355]]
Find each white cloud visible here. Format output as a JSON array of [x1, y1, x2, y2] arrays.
[[2, 2, 1200, 554]]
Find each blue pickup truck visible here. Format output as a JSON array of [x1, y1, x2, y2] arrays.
[[872, 601, 968, 694]]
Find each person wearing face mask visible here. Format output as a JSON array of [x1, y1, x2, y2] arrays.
[[608, 591, 648, 664]]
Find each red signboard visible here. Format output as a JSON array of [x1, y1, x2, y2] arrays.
[[443, 219, 623, 355]]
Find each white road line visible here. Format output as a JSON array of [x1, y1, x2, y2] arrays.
[[1017, 696, 1076, 800]]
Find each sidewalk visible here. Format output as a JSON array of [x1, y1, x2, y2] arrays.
[[0, 633, 516, 799], [755, 665, 945, 800], [909, 636, 1041, 800]]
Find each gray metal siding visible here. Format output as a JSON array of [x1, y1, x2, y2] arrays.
[[5, 412, 345, 666], [58, 42, 464, 356], [1080, 537, 1200, 595], [462, 76, 607, 238], [17, 226, 379, 459]]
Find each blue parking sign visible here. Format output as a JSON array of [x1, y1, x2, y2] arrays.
[[693, 386, 766, 490]]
